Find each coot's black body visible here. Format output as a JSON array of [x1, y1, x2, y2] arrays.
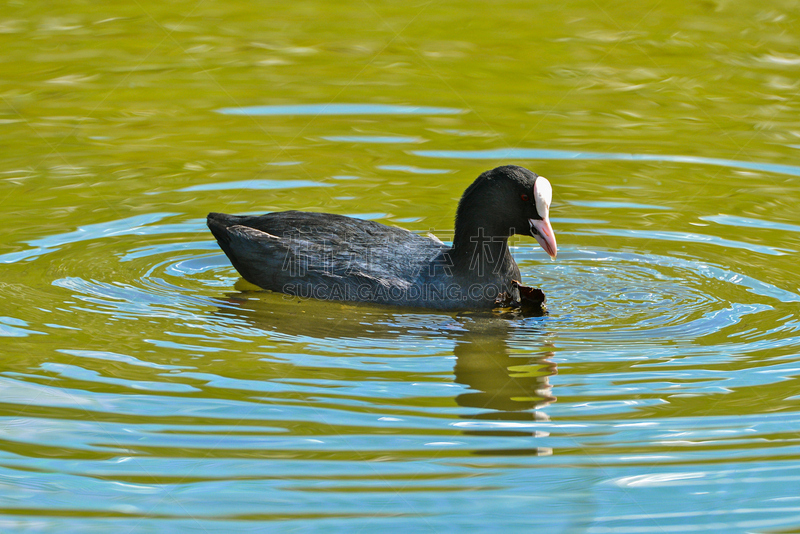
[[207, 165, 557, 310]]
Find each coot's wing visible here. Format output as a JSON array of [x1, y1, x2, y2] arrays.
[[207, 211, 446, 299]]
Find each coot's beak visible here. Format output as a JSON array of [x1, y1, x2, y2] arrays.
[[529, 217, 557, 260]]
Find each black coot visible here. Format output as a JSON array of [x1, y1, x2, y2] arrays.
[[207, 165, 557, 310]]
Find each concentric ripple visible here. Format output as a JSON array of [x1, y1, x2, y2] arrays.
[[522, 249, 783, 339], [35, 211, 799, 353], [2, 209, 800, 532]]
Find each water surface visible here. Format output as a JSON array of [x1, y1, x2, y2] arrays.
[[2, 0, 800, 532]]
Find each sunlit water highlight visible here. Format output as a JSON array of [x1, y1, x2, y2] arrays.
[[216, 104, 464, 116], [414, 148, 800, 178]]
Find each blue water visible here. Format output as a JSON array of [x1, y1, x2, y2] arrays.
[[216, 103, 464, 116], [414, 148, 800, 178]]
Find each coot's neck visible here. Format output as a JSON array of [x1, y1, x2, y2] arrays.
[[451, 208, 514, 275]]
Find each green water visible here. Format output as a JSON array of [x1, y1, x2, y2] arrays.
[[2, 0, 800, 531]]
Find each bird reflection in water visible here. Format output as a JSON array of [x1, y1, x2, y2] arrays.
[[212, 292, 556, 455], [451, 314, 556, 456]]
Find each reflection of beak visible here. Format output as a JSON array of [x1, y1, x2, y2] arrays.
[[529, 217, 557, 260]]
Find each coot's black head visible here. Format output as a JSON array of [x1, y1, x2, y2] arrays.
[[456, 165, 557, 259]]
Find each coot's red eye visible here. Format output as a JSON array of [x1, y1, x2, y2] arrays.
[[521, 194, 530, 202]]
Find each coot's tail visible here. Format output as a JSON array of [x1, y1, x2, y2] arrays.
[[207, 212, 237, 246], [206, 212, 283, 290]]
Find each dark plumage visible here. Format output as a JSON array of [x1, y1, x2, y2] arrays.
[[207, 165, 557, 310]]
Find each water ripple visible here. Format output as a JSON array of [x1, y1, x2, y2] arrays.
[[177, 179, 330, 192], [322, 136, 423, 143], [588, 228, 795, 256], [413, 148, 800, 177], [3, 203, 799, 532], [216, 103, 463, 116]]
